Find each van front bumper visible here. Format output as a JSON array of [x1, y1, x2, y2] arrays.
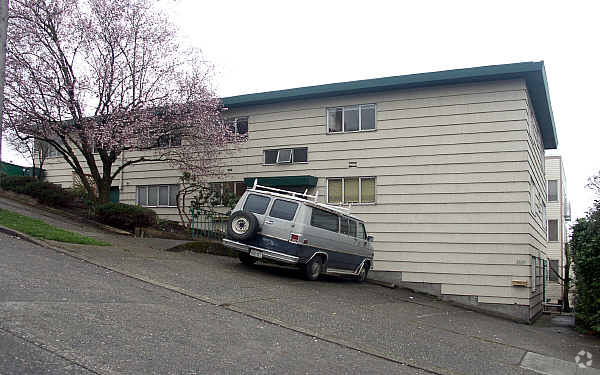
[[223, 238, 300, 265]]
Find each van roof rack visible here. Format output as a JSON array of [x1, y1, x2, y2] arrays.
[[250, 179, 351, 212]]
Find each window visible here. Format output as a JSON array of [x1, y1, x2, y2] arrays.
[[327, 104, 376, 133], [548, 219, 559, 241], [157, 134, 182, 148], [264, 147, 308, 165], [243, 194, 271, 215], [209, 181, 247, 206], [549, 259, 560, 282], [327, 177, 375, 204], [358, 222, 367, 240], [310, 208, 339, 232], [136, 184, 179, 207], [228, 117, 248, 135], [277, 149, 292, 163], [269, 199, 299, 221], [45, 139, 65, 158], [547, 180, 558, 201]]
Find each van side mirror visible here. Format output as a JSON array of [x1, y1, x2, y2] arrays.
[[367, 235, 374, 242]]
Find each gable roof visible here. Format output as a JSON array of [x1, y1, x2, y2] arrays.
[[222, 61, 557, 149]]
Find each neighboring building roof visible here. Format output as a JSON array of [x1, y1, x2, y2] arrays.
[[222, 61, 558, 149]]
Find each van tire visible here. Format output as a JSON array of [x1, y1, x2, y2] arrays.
[[303, 256, 323, 281], [238, 252, 258, 266], [227, 211, 259, 241]]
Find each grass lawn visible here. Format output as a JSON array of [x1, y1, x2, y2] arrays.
[[0, 208, 110, 246]]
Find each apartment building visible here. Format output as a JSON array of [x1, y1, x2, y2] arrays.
[[544, 155, 570, 304], [42, 61, 558, 322]]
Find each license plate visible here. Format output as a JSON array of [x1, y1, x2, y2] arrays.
[[249, 249, 263, 258]]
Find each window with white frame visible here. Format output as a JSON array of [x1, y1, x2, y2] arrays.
[[227, 117, 248, 135], [157, 133, 182, 148], [45, 139, 65, 158], [264, 147, 308, 165], [327, 104, 375, 133], [327, 177, 375, 204], [137, 184, 179, 207]]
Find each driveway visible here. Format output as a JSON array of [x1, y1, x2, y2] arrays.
[[1, 196, 599, 374]]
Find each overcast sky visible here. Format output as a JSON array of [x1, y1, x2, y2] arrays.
[[3, 0, 598, 220]]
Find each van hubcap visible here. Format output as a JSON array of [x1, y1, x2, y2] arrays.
[[232, 217, 249, 235]]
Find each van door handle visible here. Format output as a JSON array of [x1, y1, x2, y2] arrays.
[[265, 220, 274, 224]]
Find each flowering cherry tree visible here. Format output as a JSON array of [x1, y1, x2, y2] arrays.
[[3, 0, 241, 203]]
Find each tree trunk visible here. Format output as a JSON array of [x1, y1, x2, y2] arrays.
[[96, 180, 112, 205]]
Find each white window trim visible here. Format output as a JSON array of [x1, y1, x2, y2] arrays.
[[276, 149, 292, 164], [326, 177, 376, 205], [326, 103, 377, 134], [136, 184, 179, 207]]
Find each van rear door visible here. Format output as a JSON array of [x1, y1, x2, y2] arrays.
[[262, 198, 300, 242]]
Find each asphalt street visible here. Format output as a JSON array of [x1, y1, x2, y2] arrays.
[[0, 232, 422, 375]]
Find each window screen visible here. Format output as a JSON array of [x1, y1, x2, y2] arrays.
[[169, 185, 179, 206], [328, 179, 342, 203], [344, 178, 359, 203], [293, 148, 308, 162], [264, 150, 278, 164], [361, 178, 376, 203], [548, 219, 559, 241], [547, 180, 558, 201], [269, 200, 299, 221], [159, 185, 169, 206], [360, 104, 376, 130], [148, 186, 158, 206], [137, 186, 148, 206], [310, 208, 339, 232], [344, 106, 359, 132], [243, 194, 271, 215]]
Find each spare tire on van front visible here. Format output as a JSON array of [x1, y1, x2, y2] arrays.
[[227, 210, 259, 241]]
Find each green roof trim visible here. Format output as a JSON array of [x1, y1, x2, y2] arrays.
[[223, 61, 557, 149], [244, 175, 318, 188]]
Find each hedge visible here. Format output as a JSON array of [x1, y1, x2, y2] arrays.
[[0, 176, 79, 208], [571, 200, 600, 334], [94, 202, 157, 231]]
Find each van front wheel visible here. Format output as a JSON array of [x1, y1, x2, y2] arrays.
[[303, 256, 323, 281]]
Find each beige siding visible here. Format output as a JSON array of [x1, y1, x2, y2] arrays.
[[43, 78, 550, 315]]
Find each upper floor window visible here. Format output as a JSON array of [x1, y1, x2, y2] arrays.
[[264, 147, 308, 165], [327, 104, 375, 133], [547, 219, 559, 242], [228, 117, 248, 135], [547, 180, 558, 201], [157, 133, 182, 148]]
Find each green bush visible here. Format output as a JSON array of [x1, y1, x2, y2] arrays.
[[571, 200, 600, 334], [0, 176, 79, 208], [95, 202, 157, 231]]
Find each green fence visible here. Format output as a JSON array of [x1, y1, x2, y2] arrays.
[[189, 207, 229, 240]]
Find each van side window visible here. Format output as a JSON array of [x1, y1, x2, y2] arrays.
[[269, 199, 299, 221], [358, 222, 367, 240], [348, 219, 357, 237], [340, 217, 349, 235], [310, 208, 339, 232], [243, 194, 271, 215]]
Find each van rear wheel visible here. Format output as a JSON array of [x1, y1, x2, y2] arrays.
[[303, 256, 323, 281]]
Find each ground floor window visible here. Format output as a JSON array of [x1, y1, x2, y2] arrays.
[[327, 177, 375, 204], [137, 184, 179, 207], [209, 181, 247, 206]]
